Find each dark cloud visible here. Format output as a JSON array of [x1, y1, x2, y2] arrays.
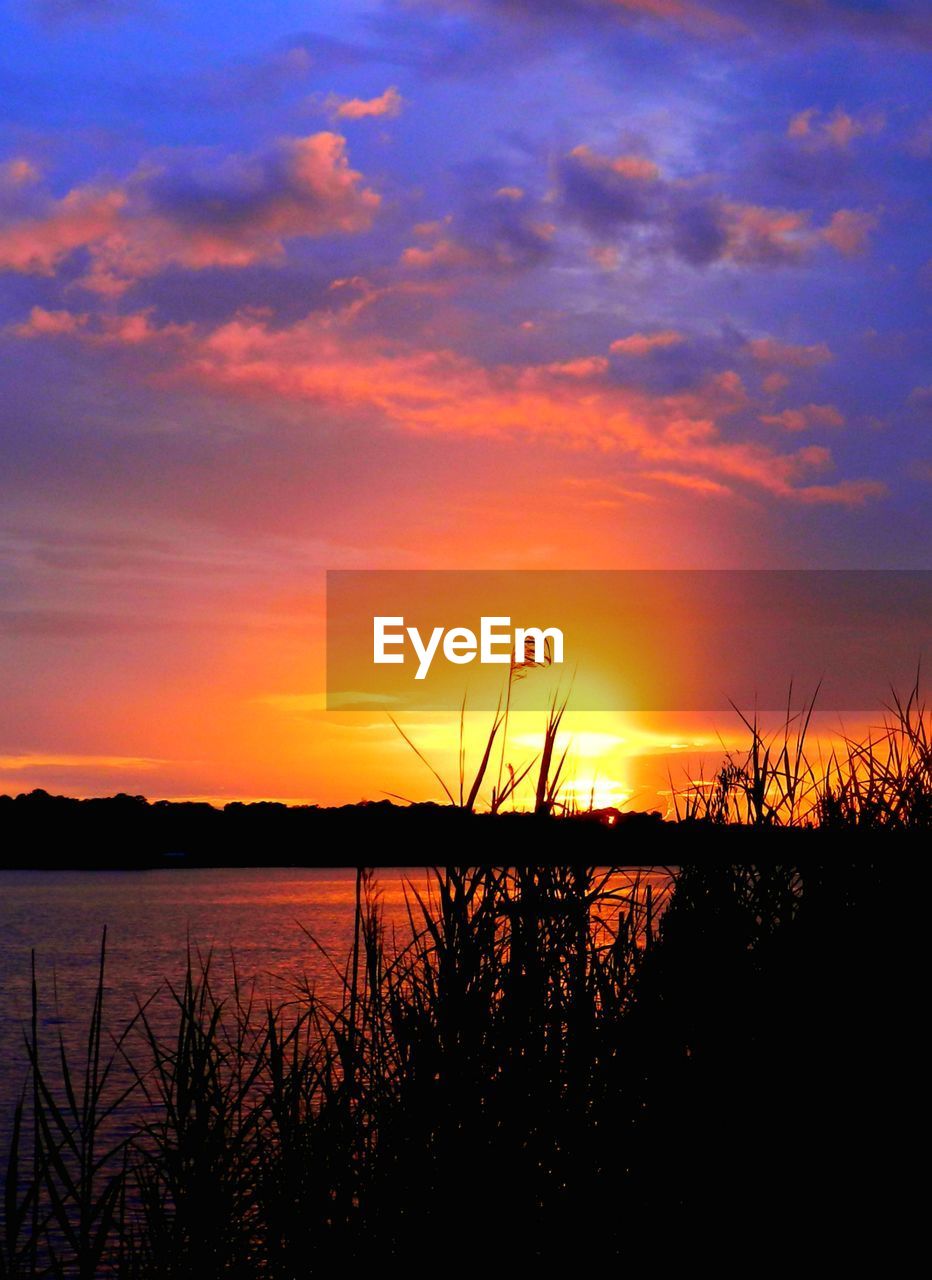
[[426, 0, 932, 47], [458, 190, 555, 270], [402, 187, 554, 276], [555, 147, 721, 264], [140, 136, 377, 240], [554, 148, 658, 234], [669, 198, 728, 265], [555, 144, 874, 268], [725, 0, 932, 47]]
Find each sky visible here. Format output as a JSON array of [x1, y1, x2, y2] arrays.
[[0, 0, 929, 806]]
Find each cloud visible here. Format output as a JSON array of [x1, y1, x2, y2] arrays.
[[325, 86, 404, 120], [400, 192, 554, 276], [455, 0, 926, 45], [543, 356, 609, 378], [646, 470, 732, 496], [790, 479, 887, 506], [750, 0, 932, 48], [427, 0, 932, 47], [13, 305, 193, 346], [556, 143, 875, 266], [745, 337, 833, 368], [0, 186, 127, 276], [821, 209, 877, 256], [760, 403, 845, 431], [717, 202, 813, 265], [0, 158, 40, 189], [401, 237, 480, 271], [33, 299, 875, 507], [13, 306, 89, 338], [568, 147, 660, 182], [0, 134, 380, 292], [0, 752, 165, 771], [787, 107, 885, 150], [423, 0, 744, 39], [555, 144, 660, 234], [606, 0, 736, 32], [611, 330, 683, 355]]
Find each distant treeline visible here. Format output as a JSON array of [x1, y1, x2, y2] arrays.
[[0, 789, 658, 869], [0, 788, 916, 870]]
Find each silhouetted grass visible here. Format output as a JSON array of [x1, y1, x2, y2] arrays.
[[671, 676, 931, 829], [1, 852, 915, 1273], [1, 683, 926, 1272]]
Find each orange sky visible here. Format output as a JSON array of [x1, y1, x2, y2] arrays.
[[0, 0, 928, 806]]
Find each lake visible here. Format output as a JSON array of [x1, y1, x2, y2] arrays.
[[0, 868, 432, 1111], [0, 865, 669, 1140]]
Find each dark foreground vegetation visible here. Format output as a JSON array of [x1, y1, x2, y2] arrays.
[[0, 686, 926, 1272], [0, 862, 917, 1275]]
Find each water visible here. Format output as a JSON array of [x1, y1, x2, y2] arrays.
[[0, 865, 669, 1139], [0, 868, 442, 1125]]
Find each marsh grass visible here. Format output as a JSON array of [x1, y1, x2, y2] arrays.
[[389, 688, 573, 816], [671, 676, 931, 829], [2, 867, 680, 1273], [3, 846, 912, 1273]]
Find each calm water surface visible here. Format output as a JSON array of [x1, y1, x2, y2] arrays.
[[0, 866, 668, 1135], [0, 868, 440, 1124]]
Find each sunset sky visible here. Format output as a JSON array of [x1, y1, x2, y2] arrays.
[[0, 0, 929, 806]]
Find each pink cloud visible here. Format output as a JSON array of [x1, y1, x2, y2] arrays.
[[567, 144, 660, 182], [0, 158, 41, 188], [543, 356, 610, 378], [0, 134, 380, 292], [0, 186, 126, 275], [558, 140, 875, 269], [719, 201, 812, 264], [821, 209, 877, 256], [326, 86, 403, 120], [746, 336, 833, 367], [590, 245, 620, 270], [14, 292, 881, 509], [791, 479, 888, 506], [760, 403, 845, 431], [611, 330, 683, 355], [14, 305, 189, 344], [401, 238, 480, 272], [142, 308, 877, 507], [646, 470, 732, 496], [787, 107, 884, 150], [612, 0, 744, 36], [721, 203, 877, 264], [13, 306, 89, 337]]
